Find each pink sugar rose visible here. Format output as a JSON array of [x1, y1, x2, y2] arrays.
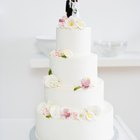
[[61, 108, 71, 119], [72, 112, 79, 120], [81, 78, 91, 89], [43, 108, 50, 117], [59, 18, 65, 27], [55, 50, 61, 57]]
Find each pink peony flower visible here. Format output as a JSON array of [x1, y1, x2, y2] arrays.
[[81, 78, 91, 89], [61, 108, 71, 119]]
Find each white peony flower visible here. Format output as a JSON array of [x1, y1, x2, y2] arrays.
[[49, 105, 61, 119], [44, 75, 61, 88], [91, 106, 101, 116], [75, 18, 85, 29]]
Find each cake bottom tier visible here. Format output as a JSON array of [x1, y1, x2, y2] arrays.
[[35, 102, 114, 140]]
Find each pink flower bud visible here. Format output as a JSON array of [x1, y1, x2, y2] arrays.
[[59, 18, 65, 23], [61, 108, 71, 119]]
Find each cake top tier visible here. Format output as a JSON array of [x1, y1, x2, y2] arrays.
[[56, 0, 91, 54], [59, 0, 85, 29]]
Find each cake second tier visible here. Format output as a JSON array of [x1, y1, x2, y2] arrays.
[[49, 53, 97, 87]]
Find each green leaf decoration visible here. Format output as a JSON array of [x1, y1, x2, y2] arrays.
[[61, 54, 67, 58], [46, 114, 52, 118], [48, 69, 52, 75], [74, 86, 81, 91]]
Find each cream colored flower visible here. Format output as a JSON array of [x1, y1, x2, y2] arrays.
[[76, 19, 85, 29], [85, 110, 95, 121], [65, 18, 76, 28], [61, 49, 73, 58], [79, 110, 86, 120], [44, 75, 61, 88], [88, 106, 102, 116]]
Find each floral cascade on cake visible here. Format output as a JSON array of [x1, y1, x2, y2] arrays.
[[35, 0, 114, 140], [38, 102, 101, 121]]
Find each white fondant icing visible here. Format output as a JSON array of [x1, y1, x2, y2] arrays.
[[45, 78, 104, 109], [56, 27, 91, 54], [35, 102, 114, 140], [49, 53, 97, 87]]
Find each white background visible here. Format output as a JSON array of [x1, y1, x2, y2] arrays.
[[0, 0, 140, 139]]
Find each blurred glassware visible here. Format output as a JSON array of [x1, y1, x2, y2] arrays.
[[35, 35, 56, 57], [93, 41, 128, 57]]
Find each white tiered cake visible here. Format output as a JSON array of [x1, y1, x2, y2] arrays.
[[35, 1, 114, 140]]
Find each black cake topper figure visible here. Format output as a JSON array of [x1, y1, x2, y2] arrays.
[[66, 0, 79, 18]]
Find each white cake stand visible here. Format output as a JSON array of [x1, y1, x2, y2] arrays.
[[29, 126, 119, 140]]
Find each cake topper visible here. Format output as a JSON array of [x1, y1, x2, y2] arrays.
[[66, 0, 79, 18]]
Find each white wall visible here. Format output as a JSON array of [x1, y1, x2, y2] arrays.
[[0, 0, 140, 139]]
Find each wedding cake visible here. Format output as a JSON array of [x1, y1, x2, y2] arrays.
[[35, 0, 114, 140]]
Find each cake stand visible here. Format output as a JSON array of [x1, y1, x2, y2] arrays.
[[30, 126, 119, 140]]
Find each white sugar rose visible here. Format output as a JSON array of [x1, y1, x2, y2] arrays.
[[44, 75, 61, 88], [91, 106, 101, 116]]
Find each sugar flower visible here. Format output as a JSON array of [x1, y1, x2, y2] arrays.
[[58, 16, 85, 29], [50, 49, 73, 58], [88, 106, 102, 117], [61, 108, 71, 119], [59, 16, 67, 27], [39, 103, 51, 118], [61, 49, 73, 58], [44, 75, 61, 88], [65, 17, 76, 28], [81, 78, 91, 89], [76, 19, 85, 29], [79, 110, 86, 120], [38, 103, 102, 121], [72, 112, 79, 120], [50, 105, 61, 119], [74, 78, 92, 91], [85, 110, 94, 121]]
